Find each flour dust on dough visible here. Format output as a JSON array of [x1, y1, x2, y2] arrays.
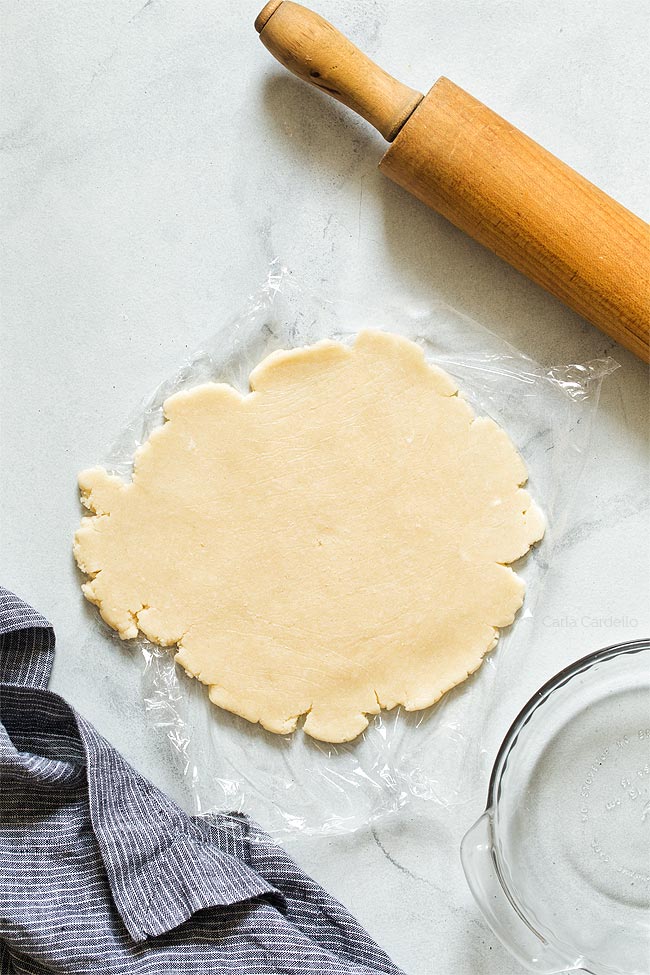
[[74, 330, 544, 743]]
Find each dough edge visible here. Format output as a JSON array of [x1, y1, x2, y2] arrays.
[[74, 329, 545, 743]]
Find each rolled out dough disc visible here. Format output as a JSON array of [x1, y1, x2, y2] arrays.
[[74, 330, 544, 743]]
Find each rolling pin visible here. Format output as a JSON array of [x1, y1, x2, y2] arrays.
[[255, 0, 650, 362]]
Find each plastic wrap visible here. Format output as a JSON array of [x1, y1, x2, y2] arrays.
[[96, 262, 617, 836]]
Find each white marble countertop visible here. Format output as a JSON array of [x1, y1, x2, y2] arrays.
[[2, 2, 649, 973]]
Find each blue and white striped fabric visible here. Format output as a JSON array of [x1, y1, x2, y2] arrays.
[[0, 588, 402, 975]]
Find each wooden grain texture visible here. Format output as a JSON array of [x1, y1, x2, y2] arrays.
[[381, 79, 650, 361], [256, 0, 423, 141], [256, 2, 650, 360]]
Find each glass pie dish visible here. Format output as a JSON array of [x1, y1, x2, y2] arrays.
[[461, 639, 650, 975]]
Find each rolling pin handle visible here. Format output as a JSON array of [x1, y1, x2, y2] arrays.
[[255, 0, 423, 142], [255, 1, 650, 360], [255, 0, 283, 34]]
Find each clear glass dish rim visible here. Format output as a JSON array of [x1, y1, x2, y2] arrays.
[[484, 638, 650, 968], [487, 637, 650, 811]]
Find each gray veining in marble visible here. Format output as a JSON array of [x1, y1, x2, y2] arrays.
[[1, 2, 649, 973]]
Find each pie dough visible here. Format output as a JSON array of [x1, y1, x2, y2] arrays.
[[74, 330, 544, 743]]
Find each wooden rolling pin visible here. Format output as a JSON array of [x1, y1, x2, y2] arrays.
[[255, 0, 650, 362]]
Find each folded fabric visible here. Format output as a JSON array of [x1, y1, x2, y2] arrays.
[[0, 588, 402, 975]]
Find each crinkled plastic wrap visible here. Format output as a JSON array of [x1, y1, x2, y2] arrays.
[[97, 262, 617, 837]]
